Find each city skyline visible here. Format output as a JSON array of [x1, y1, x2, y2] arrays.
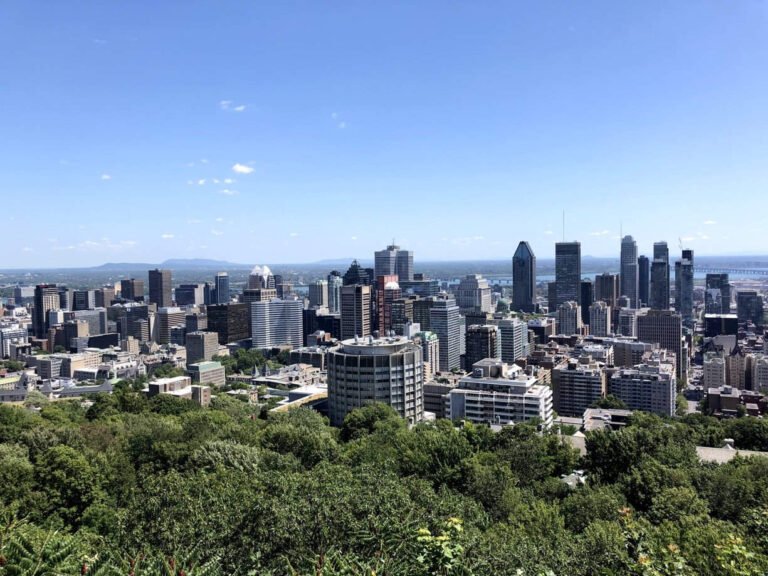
[[4, 2, 768, 267]]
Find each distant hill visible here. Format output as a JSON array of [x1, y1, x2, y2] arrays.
[[92, 259, 251, 271]]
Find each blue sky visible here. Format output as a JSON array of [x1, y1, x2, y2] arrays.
[[2, 1, 767, 267]]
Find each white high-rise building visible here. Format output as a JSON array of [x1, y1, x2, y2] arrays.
[[455, 275, 492, 314], [589, 301, 611, 337], [703, 353, 726, 389], [498, 318, 529, 363], [557, 301, 582, 336], [429, 294, 461, 371], [752, 354, 768, 392], [609, 362, 676, 417], [250, 299, 303, 349]]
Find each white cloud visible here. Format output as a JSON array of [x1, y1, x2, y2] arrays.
[[703, 220, 717, 225], [22, 247, 33, 252], [289, 232, 299, 237], [589, 230, 610, 236], [218, 189, 239, 196], [197, 179, 206, 185], [350, 236, 358, 241], [223, 178, 235, 184], [219, 100, 232, 110], [234, 105, 246, 112], [186, 162, 195, 167], [211, 229, 224, 236], [215, 217, 224, 222], [186, 219, 202, 225], [451, 236, 485, 246], [200, 158, 209, 164], [160, 233, 175, 239], [331, 112, 338, 120], [232, 163, 254, 174], [100, 174, 112, 180], [544, 230, 553, 235], [338, 121, 346, 129], [681, 236, 696, 243]]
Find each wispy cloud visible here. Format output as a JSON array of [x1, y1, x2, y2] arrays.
[[197, 179, 206, 185], [289, 232, 299, 237], [589, 230, 610, 236], [219, 100, 232, 110], [53, 238, 137, 252], [350, 236, 358, 241], [218, 189, 239, 196], [234, 105, 246, 112], [22, 247, 33, 252], [223, 178, 235, 184], [232, 163, 254, 174], [331, 112, 347, 129], [160, 233, 175, 239], [450, 236, 485, 246], [544, 230, 553, 235], [703, 220, 717, 225], [215, 217, 224, 222], [186, 219, 202, 225], [220, 100, 246, 112], [100, 174, 112, 180], [211, 229, 224, 236]]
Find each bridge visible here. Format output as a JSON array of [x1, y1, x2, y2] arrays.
[[692, 267, 768, 277]]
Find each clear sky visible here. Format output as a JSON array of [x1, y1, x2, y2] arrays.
[[2, 1, 767, 268]]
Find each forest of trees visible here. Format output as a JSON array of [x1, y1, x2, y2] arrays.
[[2, 387, 768, 575]]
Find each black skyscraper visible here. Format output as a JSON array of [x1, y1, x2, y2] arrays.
[[512, 241, 536, 313], [637, 255, 650, 307], [580, 280, 594, 326], [554, 242, 581, 308]]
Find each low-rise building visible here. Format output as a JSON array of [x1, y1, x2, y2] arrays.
[[187, 361, 226, 388]]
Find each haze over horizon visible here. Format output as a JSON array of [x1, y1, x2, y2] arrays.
[[3, 1, 767, 267]]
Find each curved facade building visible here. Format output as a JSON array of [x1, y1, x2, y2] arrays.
[[327, 336, 424, 426]]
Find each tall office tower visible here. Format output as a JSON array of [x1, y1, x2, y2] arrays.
[[340, 285, 371, 339], [248, 265, 275, 289], [706, 274, 732, 314], [374, 244, 414, 281], [638, 255, 650, 307], [737, 290, 764, 327], [12, 285, 34, 305], [95, 286, 115, 308], [465, 324, 500, 369], [547, 282, 557, 312], [308, 280, 329, 308], [415, 331, 440, 382], [109, 303, 149, 340], [430, 294, 461, 372], [33, 285, 60, 338], [186, 313, 208, 333], [206, 303, 249, 344], [69, 308, 108, 335], [512, 241, 536, 313], [653, 241, 669, 264], [213, 272, 230, 304], [580, 280, 594, 326], [589, 301, 611, 337], [376, 276, 402, 335], [455, 275, 492, 314], [620, 236, 639, 308], [391, 296, 417, 335], [650, 260, 670, 310], [275, 281, 293, 299], [557, 301, 582, 336], [555, 242, 581, 308], [498, 318, 529, 363], [674, 249, 694, 327], [327, 335, 424, 426], [618, 309, 638, 337], [57, 286, 73, 311], [120, 279, 145, 302], [343, 260, 373, 286], [412, 298, 435, 331], [155, 307, 186, 344], [175, 283, 205, 306], [637, 310, 685, 379], [250, 299, 303, 348], [242, 288, 277, 306], [594, 273, 619, 309], [327, 273, 343, 314], [203, 282, 214, 305], [148, 269, 173, 308], [187, 332, 219, 364], [72, 290, 96, 311], [552, 357, 607, 417]]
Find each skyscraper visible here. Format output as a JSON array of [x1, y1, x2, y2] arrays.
[[594, 273, 619, 309], [512, 241, 536, 313], [374, 244, 414, 281], [706, 273, 732, 314], [557, 301, 582, 336], [638, 255, 650, 307], [33, 284, 60, 338], [620, 236, 638, 308], [674, 249, 694, 327], [213, 272, 230, 305], [250, 299, 303, 348], [120, 278, 144, 302], [455, 275, 492, 315], [650, 261, 670, 310], [148, 269, 173, 308], [248, 265, 275, 290], [737, 290, 764, 326], [327, 272, 343, 313], [589, 301, 611, 337], [580, 280, 594, 326], [308, 280, 329, 308], [555, 242, 581, 308], [343, 260, 373, 286], [464, 324, 500, 370], [498, 318, 529, 363], [376, 276, 402, 335], [430, 294, 461, 372], [637, 309, 685, 379], [340, 285, 371, 339]]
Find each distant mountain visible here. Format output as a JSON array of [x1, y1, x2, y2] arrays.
[[91, 259, 251, 271]]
